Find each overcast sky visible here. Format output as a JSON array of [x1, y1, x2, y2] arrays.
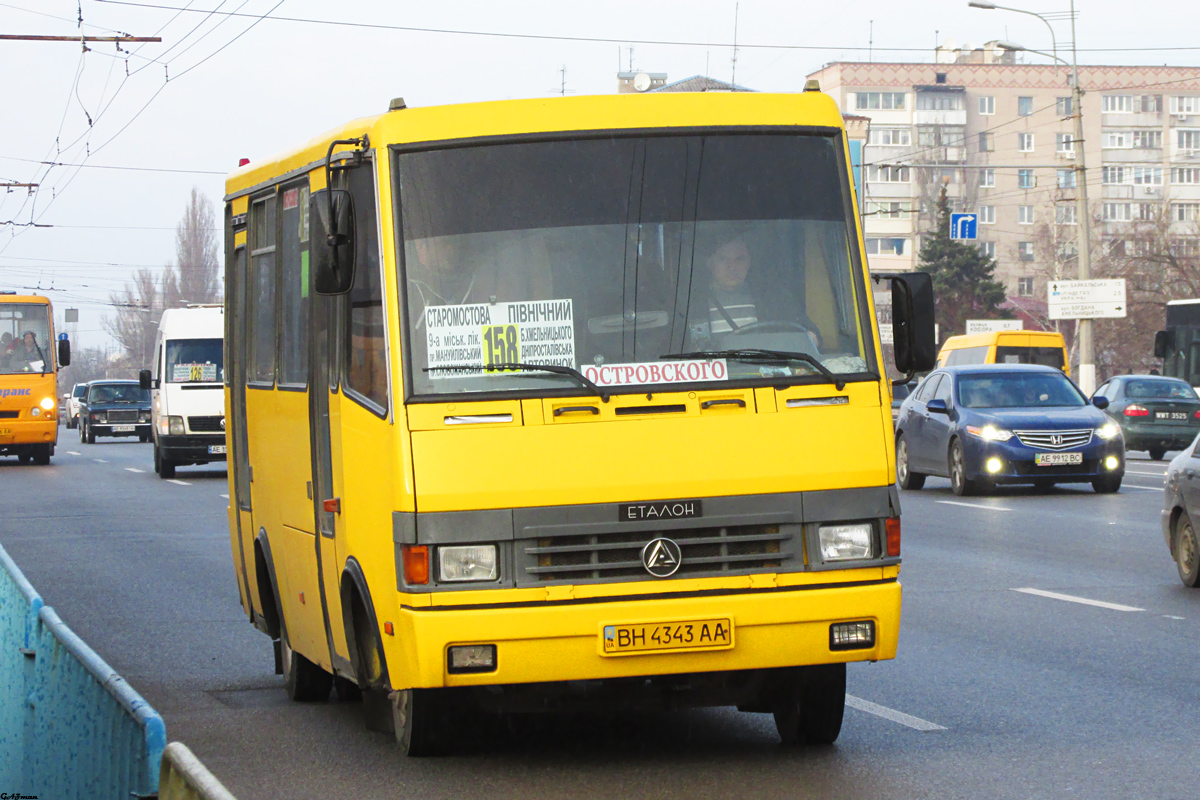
[[0, 0, 1195, 351]]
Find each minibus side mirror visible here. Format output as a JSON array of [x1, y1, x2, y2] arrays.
[[926, 398, 949, 414], [883, 271, 937, 377], [139, 369, 153, 391], [1092, 395, 1110, 410], [311, 188, 356, 295], [57, 338, 70, 367], [1154, 330, 1171, 359]]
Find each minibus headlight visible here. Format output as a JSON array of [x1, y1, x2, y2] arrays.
[[1096, 422, 1121, 440], [40, 397, 54, 411], [438, 545, 498, 582], [818, 523, 874, 561], [167, 416, 185, 436]]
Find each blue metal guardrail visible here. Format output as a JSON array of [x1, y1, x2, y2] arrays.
[[1, 541, 167, 798]]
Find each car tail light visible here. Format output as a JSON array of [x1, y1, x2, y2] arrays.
[[1124, 404, 1149, 417], [1194, 410, 1200, 419]]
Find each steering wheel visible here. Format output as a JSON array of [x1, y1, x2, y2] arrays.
[[730, 320, 812, 336]]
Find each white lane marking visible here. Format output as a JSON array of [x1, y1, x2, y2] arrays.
[[1121, 484, 1163, 492], [66, 450, 80, 455], [845, 695, 946, 731], [1126, 469, 1167, 476], [1163, 615, 1186, 620], [92, 459, 108, 463], [125, 467, 145, 473], [936, 500, 1012, 512], [166, 479, 192, 486], [219, 494, 229, 499], [1012, 587, 1144, 612]]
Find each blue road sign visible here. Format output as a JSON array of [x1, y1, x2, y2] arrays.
[[57, 333, 68, 341], [950, 213, 977, 240]]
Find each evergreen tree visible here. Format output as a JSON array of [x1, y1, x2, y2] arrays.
[[918, 185, 1011, 341]]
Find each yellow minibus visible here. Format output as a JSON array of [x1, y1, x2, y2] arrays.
[[0, 293, 70, 464], [937, 329, 1069, 375], [223, 89, 935, 755]]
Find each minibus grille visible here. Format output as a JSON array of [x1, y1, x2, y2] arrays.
[[1013, 429, 1093, 450], [107, 409, 139, 423], [188, 416, 223, 432], [522, 525, 794, 582]]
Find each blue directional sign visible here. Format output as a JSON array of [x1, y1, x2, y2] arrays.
[[950, 213, 977, 240], [57, 333, 68, 341]]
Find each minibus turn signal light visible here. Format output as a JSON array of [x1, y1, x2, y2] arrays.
[[885, 518, 901, 557], [403, 545, 429, 585]]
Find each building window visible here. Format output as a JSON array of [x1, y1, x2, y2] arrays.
[[1133, 166, 1163, 185], [1103, 166, 1126, 184], [1175, 203, 1200, 222], [916, 93, 964, 110], [1056, 204, 1077, 225], [1018, 132, 1035, 152], [1059, 240, 1079, 258], [866, 165, 910, 183], [864, 238, 907, 255], [978, 168, 995, 188], [1134, 130, 1162, 149], [1104, 202, 1132, 221], [936, 72, 947, 84], [1170, 96, 1200, 115], [1018, 205, 1035, 225], [1018, 96, 1034, 116], [979, 96, 995, 115], [1173, 167, 1200, 184], [1138, 95, 1163, 113], [1017, 277, 1035, 296], [978, 241, 996, 258], [1179, 130, 1200, 151], [868, 201, 905, 219], [1103, 131, 1131, 149], [979, 131, 994, 152], [1103, 95, 1133, 113], [1056, 96, 1073, 116], [1056, 133, 1074, 154], [1018, 242, 1034, 261], [1171, 238, 1200, 257], [856, 92, 906, 110], [1057, 169, 1076, 189], [1018, 169, 1035, 189], [867, 128, 912, 146], [1136, 203, 1157, 221], [978, 205, 996, 224]]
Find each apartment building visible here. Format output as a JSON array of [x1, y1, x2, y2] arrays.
[[809, 45, 1200, 308]]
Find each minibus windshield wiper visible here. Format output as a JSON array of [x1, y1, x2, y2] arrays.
[[423, 363, 610, 402], [663, 349, 845, 391]]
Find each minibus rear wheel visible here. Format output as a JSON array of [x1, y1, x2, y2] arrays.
[[281, 629, 332, 702]]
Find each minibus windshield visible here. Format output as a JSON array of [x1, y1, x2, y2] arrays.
[[166, 338, 223, 383], [0, 303, 52, 375], [396, 133, 872, 397]]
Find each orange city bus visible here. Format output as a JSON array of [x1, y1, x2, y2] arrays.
[[0, 293, 70, 465], [223, 89, 936, 755]]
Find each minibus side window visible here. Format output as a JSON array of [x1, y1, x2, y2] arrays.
[[343, 164, 387, 413], [249, 194, 278, 386], [279, 181, 310, 388]]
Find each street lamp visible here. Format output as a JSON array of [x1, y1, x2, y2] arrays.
[[971, 2, 1096, 395]]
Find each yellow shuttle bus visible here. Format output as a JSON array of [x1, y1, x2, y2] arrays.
[[224, 89, 935, 755], [0, 293, 70, 465]]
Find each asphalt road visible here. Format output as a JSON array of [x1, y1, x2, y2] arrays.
[[2, 428, 1196, 800]]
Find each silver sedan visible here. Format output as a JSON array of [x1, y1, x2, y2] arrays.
[[1162, 437, 1200, 587]]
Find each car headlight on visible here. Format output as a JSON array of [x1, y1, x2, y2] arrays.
[[1096, 422, 1121, 440], [438, 545, 498, 582], [40, 397, 54, 411], [818, 523, 874, 561], [168, 415, 185, 436], [967, 425, 1014, 442]]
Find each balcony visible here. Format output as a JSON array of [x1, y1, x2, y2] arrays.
[[913, 109, 967, 126]]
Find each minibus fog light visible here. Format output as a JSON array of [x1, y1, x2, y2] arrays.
[[986, 457, 1004, 474], [30, 407, 41, 417], [448, 644, 497, 674], [438, 545, 498, 582], [1105, 455, 1120, 471], [830, 621, 875, 651], [818, 523, 873, 561]]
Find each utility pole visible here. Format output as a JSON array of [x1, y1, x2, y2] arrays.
[[1068, 0, 1096, 395]]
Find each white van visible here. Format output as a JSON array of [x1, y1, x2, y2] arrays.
[[140, 306, 226, 479]]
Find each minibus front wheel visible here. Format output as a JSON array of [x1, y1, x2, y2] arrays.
[[392, 688, 449, 757], [772, 663, 846, 746]]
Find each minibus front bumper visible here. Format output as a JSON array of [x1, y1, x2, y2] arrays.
[[390, 572, 901, 690]]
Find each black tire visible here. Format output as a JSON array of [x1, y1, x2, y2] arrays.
[[392, 688, 449, 756], [17, 452, 31, 464], [281, 631, 333, 702], [79, 421, 86, 443], [1149, 447, 1167, 461], [896, 435, 926, 490], [84, 422, 95, 445], [139, 433, 150, 443], [949, 439, 978, 497], [156, 446, 176, 479], [1092, 474, 1122, 494], [773, 664, 847, 746], [32, 444, 50, 466], [334, 674, 363, 702], [1175, 512, 1200, 588]]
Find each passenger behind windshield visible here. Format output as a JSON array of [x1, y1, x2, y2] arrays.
[[958, 372, 1085, 409]]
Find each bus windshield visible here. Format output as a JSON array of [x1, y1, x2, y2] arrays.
[[165, 338, 223, 383], [397, 133, 871, 397], [0, 303, 52, 375]]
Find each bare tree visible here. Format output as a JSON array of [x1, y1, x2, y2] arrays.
[[102, 267, 162, 370]]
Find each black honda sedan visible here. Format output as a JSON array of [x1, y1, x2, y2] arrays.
[[895, 364, 1125, 495], [79, 380, 151, 444]]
